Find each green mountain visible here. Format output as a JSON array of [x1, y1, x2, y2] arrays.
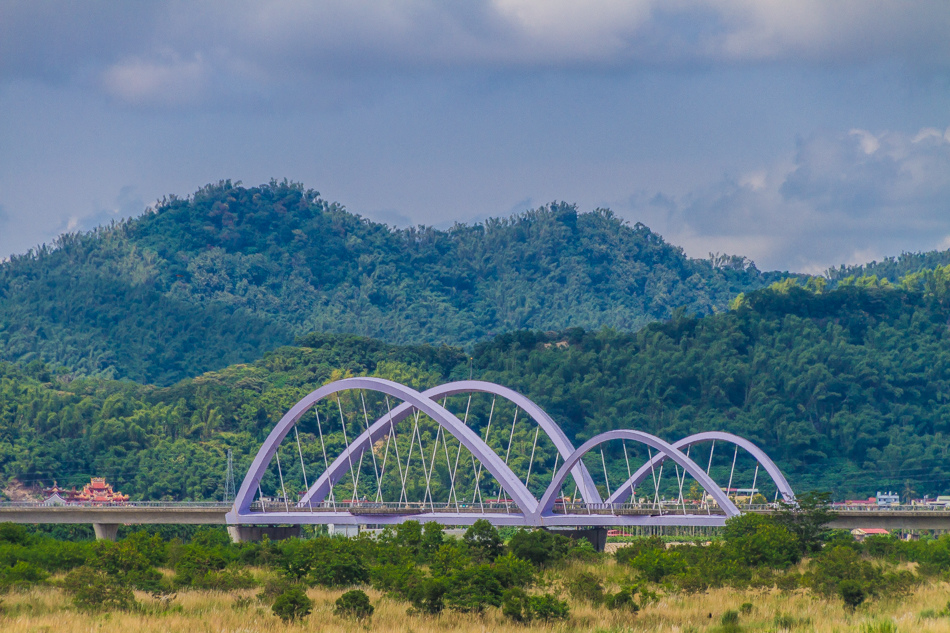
[[5, 274, 950, 501], [0, 180, 783, 385]]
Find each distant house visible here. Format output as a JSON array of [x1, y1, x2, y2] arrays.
[[42, 492, 67, 506], [851, 528, 889, 541], [42, 477, 129, 505], [876, 491, 900, 506], [925, 495, 950, 508]]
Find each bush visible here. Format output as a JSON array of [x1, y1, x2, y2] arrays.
[[508, 530, 571, 567], [839, 579, 866, 611], [566, 571, 604, 604], [0, 561, 48, 589], [463, 520, 504, 562], [615, 536, 665, 565], [724, 514, 801, 568], [720, 609, 741, 633], [629, 547, 686, 583], [501, 588, 569, 622], [529, 593, 570, 621], [61, 566, 137, 612], [605, 587, 639, 611], [271, 586, 313, 622], [406, 577, 448, 615], [335, 589, 374, 620], [445, 565, 504, 613], [492, 554, 535, 589], [774, 613, 798, 630], [739, 602, 753, 614]]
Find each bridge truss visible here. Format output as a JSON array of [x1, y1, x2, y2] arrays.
[[227, 378, 795, 527]]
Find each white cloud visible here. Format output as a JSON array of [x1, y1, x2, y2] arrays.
[[101, 53, 210, 106], [626, 125, 950, 272]]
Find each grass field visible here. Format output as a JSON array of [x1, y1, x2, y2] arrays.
[[3, 572, 950, 633]]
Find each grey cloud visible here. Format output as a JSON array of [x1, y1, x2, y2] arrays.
[[3, 1, 950, 109]]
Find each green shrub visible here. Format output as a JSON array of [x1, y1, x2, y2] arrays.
[[566, 571, 604, 604], [739, 602, 753, 614], [774, 613, 797, 629], [334, 589, 374, 620], [723, 514, 801, 569], [61, 566, 137, 612], [529, 593, 570, 621], [1, 561, 48, 588], [502, 588, 531, 622], [406, 577, 448, 615], [861, 620, 897, 633], [501, 588, 570, 622], [774, 572, 801, 591], [629, 547, 686, 582], [491, 554, 535, 589], [445, 564, 504, 613], [719, 609, 741, 633], [839, 579, 866, 611], [614, 537, 665, 565], [271, 586, 313, 622], [605, 587, 639, 612], [508, 529, 571, 567], [463, 520, 504, 563]]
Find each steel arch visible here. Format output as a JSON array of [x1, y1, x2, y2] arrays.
[[296, 380, 601, 507], [534, 430, 741, 520], [228, 377, 538, 519], [604, 431, 796, 504]]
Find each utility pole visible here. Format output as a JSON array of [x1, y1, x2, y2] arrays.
[[224, 449, 235, 503]]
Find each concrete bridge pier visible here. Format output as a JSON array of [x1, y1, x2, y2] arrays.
[[227, 525, 301, 543], [93, 523, 120, 541]]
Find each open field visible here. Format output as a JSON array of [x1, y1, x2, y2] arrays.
[[3, 573, 950, 633]]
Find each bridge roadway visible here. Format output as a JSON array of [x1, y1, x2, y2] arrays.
[[2, 502, 949, 538]]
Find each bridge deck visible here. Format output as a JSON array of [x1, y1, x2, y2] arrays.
[[0, 503, 948, 529]]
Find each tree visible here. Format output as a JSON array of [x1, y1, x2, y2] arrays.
[[463, 519, 504, 562], [61, 566, 137, 612], [501, 588, 570, 622], [774, 491, 836, 554], [508, 530, 571, 566], [334, 589, 374, 620], [838, 579, 866, 611], [271, 586, 313, 622]]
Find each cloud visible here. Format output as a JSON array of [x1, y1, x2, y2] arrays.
[[2, 1, 949, 107], [626, 125, 950, 273], [101, 54, 210, 106]]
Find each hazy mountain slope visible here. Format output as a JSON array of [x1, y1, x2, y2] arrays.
[[0, 180, 783, 384]]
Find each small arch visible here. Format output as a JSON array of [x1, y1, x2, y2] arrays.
[[296, 380, 601, 507], [605, 431, 795, 504], [534, 430, 741, 520], [229, 377, 538, 520]]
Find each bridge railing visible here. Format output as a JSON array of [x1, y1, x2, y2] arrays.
[[0, 501, 232, 509]]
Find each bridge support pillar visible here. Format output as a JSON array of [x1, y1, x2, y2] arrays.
[[227, 525, 301, 543], [546, 527, 608, 552], [93, 523, 120, 541]]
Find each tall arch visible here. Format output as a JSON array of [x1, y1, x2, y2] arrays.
[[534, 430, 741, 519], [605, 431, 795, 504], [296, 380, 601, 507], [230, 377, 538, 517]]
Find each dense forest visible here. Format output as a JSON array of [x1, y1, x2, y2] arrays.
[[0, 180, 786, 385], [4, 270, 950, 502]]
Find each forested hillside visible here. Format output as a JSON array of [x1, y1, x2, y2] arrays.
[[0, 180, 782, 384], [5, 271, 950, 501]]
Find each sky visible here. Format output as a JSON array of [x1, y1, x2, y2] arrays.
[[2, 1, 950, 273]]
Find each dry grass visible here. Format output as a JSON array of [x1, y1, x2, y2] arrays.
[[2, 577, 950, 632]]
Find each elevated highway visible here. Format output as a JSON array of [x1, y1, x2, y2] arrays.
[[2, 501, 949, 539]]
